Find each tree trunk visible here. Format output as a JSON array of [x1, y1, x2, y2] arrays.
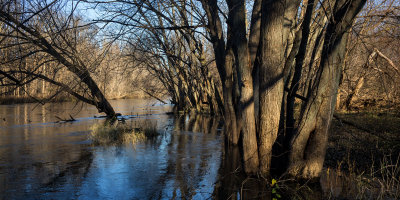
[[228, 0, 259, 174], [200, 0, 239, 145], [249, 0, 262, 132], [281, 0, 316, 171], [80, 71, 116, 117], [258, 0, 300, 175], [288, 0, 366, 179], [344, 76, 364, 110], [224, 41, 239, 145]]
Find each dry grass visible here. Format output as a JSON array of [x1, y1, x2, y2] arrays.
[[320, 154, 400, 200], [267, 110, 400, 199], [122, 130, 146, 145], [265, 154, 400, 200], [321, 110, 400, 199], [89, 121, 158, 145], [359, 154, 400, 199]]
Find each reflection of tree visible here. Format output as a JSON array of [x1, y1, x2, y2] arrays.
[[1, 113, 224, 199], [0, 142, 93, 199], [144, 114, 222, 199], [41, 150, 93, 190], [213, 146, 242, 199], [212, 145, 271, 199]]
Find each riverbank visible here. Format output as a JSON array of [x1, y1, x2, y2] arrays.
[[0, 95, 70, 105], [327, 111, 400, 172], [304, 110, 400, 199], [0, 93, 153, 105], [213, 108, 400, 199]]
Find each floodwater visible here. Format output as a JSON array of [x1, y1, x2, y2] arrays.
[[0, 99, 224, 199], [0, 99, 357, 199]]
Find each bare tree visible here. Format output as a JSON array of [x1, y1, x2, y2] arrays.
[[71, 0, 367, 179], [340, 0, 400, 110], [0, 0, 116, 117], [91, 0, 222, 113], [199, 0, 366, 178]]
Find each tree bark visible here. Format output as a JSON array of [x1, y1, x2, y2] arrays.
[[201, 0, 241, 145], [288, 0, 366, 179], [258, 0, 300, 175], [281, 0, 317, 171], [344, 76, 364, 110], [249, 0, 262, 131], [228, 0, 259, 174], [224, 44, 239, 145]]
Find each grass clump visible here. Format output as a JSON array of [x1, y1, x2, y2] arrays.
[[89, 121, 157, 145], [320, 154, 400, 200], [122, 129, 146, 145], [324, 110, 400, 199]]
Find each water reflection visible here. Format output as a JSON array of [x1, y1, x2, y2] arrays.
[[0, 100, 225, 199], [0, 99, 356, 199]]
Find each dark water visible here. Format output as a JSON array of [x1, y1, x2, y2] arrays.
[[0, 99, 225, 199], [0, 99, 354, 200]]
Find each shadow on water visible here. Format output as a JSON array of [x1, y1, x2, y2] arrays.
[[0, 100, 226, 199], [0, 99, 365, 199], [213, 145, 271, 200]]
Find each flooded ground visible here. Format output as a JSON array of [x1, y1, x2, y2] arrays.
[[0, 99, 224, 199], [1, 99, 389, 199]]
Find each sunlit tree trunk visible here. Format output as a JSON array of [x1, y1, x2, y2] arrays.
[[258, 0, 300, 175], [288, 0, 366, 178]]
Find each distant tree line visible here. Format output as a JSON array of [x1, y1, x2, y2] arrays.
[[0, 0, 152, 113]]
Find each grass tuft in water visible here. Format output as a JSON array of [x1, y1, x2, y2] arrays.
[[90, 121, 158, 145]]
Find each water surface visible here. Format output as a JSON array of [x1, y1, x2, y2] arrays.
[[0, 99, 360, 200], [0, 99, 222, 199]]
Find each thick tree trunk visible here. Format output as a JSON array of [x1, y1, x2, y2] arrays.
[[258, 0, 300, 175], [228, 0, 259, 174], [288, 0, 366, 179], [280, 0, 316, 171], [287, 40, 343, 178], [224, 45, 239, 145], [81, 71, 116, 117]]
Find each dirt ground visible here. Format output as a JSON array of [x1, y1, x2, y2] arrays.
[[326, 109, 400, 174]]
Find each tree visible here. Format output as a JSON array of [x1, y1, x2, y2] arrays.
[[340, 0, 400, 110], [91, 0, 222, 113], [0, 0, 116, 117], [199, 0, 366, 178], [54, 0, 368, 179]]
